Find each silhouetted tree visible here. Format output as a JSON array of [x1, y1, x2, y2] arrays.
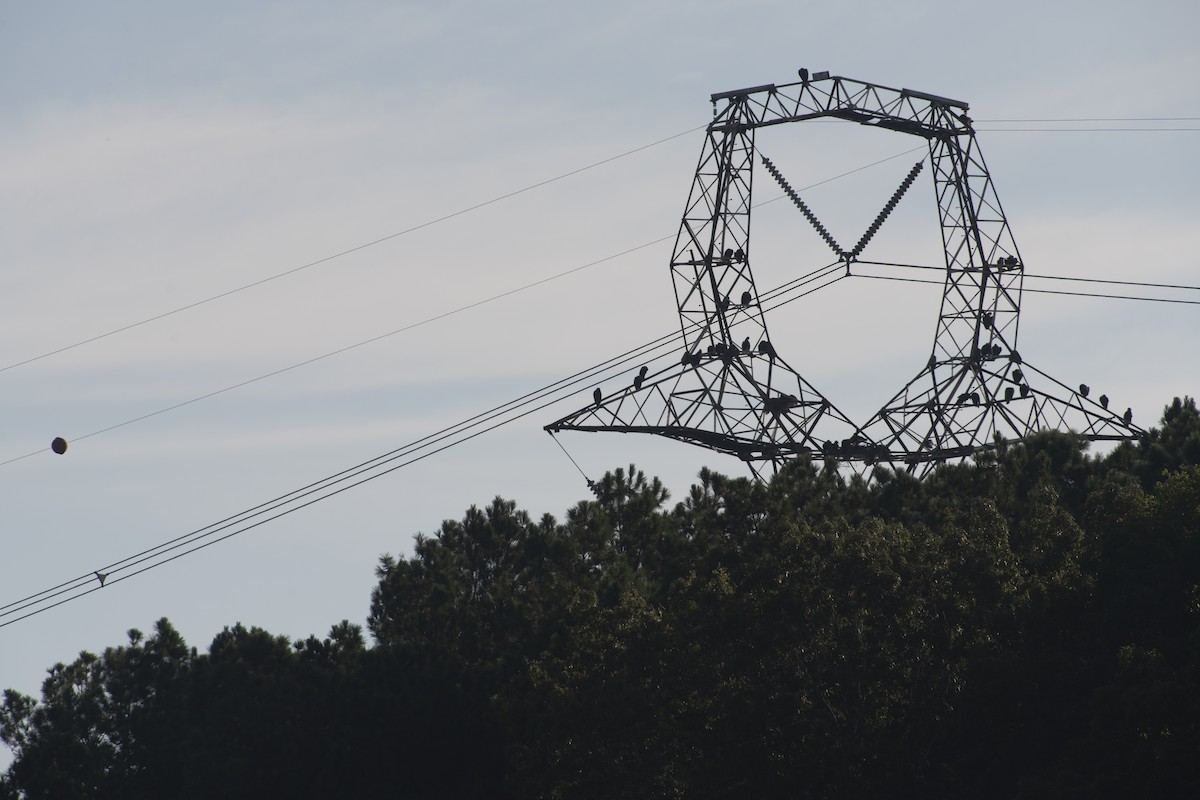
[[5, 399, 1200, 798]]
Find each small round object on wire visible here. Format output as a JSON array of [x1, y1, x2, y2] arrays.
[[51, 437, 68, 455]]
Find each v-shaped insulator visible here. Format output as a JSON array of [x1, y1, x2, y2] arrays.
[[847, 160, 925, 259], [761, 154, 847, 259]]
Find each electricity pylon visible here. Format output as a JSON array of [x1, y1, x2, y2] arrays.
[[547, 71, 1145, 475]]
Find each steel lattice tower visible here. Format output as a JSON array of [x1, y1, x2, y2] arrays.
[[546, 71, 1144, 476]]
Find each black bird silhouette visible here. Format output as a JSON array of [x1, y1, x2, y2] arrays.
[[1124, 408, 1133, 425], [593, 388, 602, 405], [1099, 394, 1109, 409]]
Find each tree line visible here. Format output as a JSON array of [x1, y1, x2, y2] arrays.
[[3, 397, 1200, 798]]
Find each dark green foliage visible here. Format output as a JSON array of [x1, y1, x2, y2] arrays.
[[1103, 396, 1200, 489], [5, 402, 1200, 799]]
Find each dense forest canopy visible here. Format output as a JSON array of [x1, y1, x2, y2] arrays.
[[3, 398, 1200, 799]]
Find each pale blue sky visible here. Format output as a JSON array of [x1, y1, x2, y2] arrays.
[[2, 1, 1198, 759]]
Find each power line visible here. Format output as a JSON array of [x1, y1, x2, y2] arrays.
[[5, 160, 1195, 471], [1026, 273, 1200, 292], [0, 263, 844, 628], [978, 127, 1200, 132], [5, 243, 1191, 626], [810, 116, 1200, 131], [4, 114, 1195, 624], [855, 272, 1200, 305], [0, 334, 674, 623], [976, 117, 1200, 122], [0, 149, 926, 470], [0, 125, 706, 376], [4, 147, 1191, 474], [855, 260, 1200, 293], [6, 115, 1195, 378], [0, 238, 675, 469], [927, 115, 1200, 131]]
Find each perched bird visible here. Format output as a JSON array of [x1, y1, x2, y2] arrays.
[[593, 388, 602, 405], [1079, 384, 1090, 398], [51, 437, 68, 455], [741, 337, 751, 353], [1099, 394, 1110, 409], [1124, 408, 1133, 425], [741, 291, 752, 306]]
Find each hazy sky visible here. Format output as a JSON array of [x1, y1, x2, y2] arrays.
[[2, 0, 1197, 750]]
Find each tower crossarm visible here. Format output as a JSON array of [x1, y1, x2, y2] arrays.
[[709, 73, 974, 139]]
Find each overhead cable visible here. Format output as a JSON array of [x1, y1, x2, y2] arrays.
[[855, 259, 1200, 293], [0, 149, 925, 469], [0, 263, 845, 628], [856, 273, 1200, 305], [0, 125, 706, 376], [853, 260, 1200, 302]]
